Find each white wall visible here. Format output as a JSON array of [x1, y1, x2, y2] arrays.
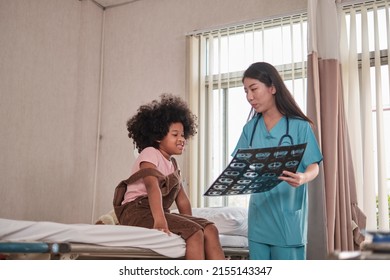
[[0, 0, 306, 223]]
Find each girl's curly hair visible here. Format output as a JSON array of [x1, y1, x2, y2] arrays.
[[127, 94, 198, 153]]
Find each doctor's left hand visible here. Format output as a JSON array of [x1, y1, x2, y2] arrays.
[[278, 170, 306, 188]]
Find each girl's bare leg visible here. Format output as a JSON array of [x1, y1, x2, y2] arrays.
[[185, 229, 205, 260], [204, 224, 225, 259]]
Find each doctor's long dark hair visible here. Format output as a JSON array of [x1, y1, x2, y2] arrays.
[[243, 62, 313, 126]]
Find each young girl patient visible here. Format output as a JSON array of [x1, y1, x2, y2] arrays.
[[113, 94, 225, 260]]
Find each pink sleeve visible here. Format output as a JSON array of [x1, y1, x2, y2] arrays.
[[136, 147, 160, 168]]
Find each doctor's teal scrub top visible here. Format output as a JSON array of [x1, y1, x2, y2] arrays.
[[233, 116, 323, 246]]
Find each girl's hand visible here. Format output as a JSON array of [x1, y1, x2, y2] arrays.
[[278, 170, 306, 188], [153, 218, 171, 235]]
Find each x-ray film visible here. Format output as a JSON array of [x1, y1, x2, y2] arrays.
[[204, 143, 307, 196]]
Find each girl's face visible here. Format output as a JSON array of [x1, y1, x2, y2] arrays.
[[243, 77, 276, 114], [158, 122, 186, 159]]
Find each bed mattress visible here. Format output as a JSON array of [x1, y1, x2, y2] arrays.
[[0, 218, 186, 258], [0, 207, 249, 259]]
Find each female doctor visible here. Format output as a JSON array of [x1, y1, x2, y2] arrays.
[[233, 62, 323, 260]]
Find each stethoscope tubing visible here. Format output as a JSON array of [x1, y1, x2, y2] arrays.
[[249, 115, 294, 148]]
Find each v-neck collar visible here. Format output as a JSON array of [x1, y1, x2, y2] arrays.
[[260, 115, 285, 135]]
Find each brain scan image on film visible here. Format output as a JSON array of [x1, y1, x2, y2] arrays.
[[262, 172, 277, 178], [273, 150, 288, 158], [249, 162, 265, 171], [231, 185, 246, 190], [223, 170, 240, 177], [243, 171, 258, 178], [218, 177, 233, 184], [285, 160, 299, 168], [235, 152, 252, 160], [254, 177, 268, 183], [207, 190, 222, 196], [212, 185, 228, 190], [243, 189, 256, 194], [291, 148, 305, 157], [267, 162, 283, 170], [237, 179, 251, 185], [229, 162, 246, 169], [227, 190, 240, 195], [255, 152, 271, 160]]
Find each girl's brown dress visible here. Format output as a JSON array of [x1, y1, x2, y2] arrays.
[[113, 158, 213, 240]]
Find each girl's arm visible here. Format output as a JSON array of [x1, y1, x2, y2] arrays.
[[140, 161, 170, 234], [175, 186, 192, 215]]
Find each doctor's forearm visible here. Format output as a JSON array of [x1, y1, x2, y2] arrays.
[[304, 163, 319, 184]]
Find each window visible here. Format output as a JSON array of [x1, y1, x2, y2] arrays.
[[187, 0, 390, 230], [341, 0, 390, 229], [187, 13, 308, 208]]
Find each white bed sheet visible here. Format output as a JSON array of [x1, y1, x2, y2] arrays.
[[219, 234, 248, 248], [191, 207, 248, 236], [0, 218, 185, 258]]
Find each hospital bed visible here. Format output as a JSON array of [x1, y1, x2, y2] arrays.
[[0, 207, 248, 260]]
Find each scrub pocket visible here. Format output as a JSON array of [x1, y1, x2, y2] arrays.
[[282, 209, 304, 245]]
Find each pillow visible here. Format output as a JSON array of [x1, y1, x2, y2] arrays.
[[191, 207, 248, 237], [95, 209, 119, 225]]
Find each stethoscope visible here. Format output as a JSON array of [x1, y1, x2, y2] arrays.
[[249, 115, 294, 148]]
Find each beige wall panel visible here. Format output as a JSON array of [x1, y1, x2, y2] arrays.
[[0, 0, 103, 223]]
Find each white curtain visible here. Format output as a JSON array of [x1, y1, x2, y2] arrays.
[[307, 0, 390, 254], [307, 0, 367, 254]]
